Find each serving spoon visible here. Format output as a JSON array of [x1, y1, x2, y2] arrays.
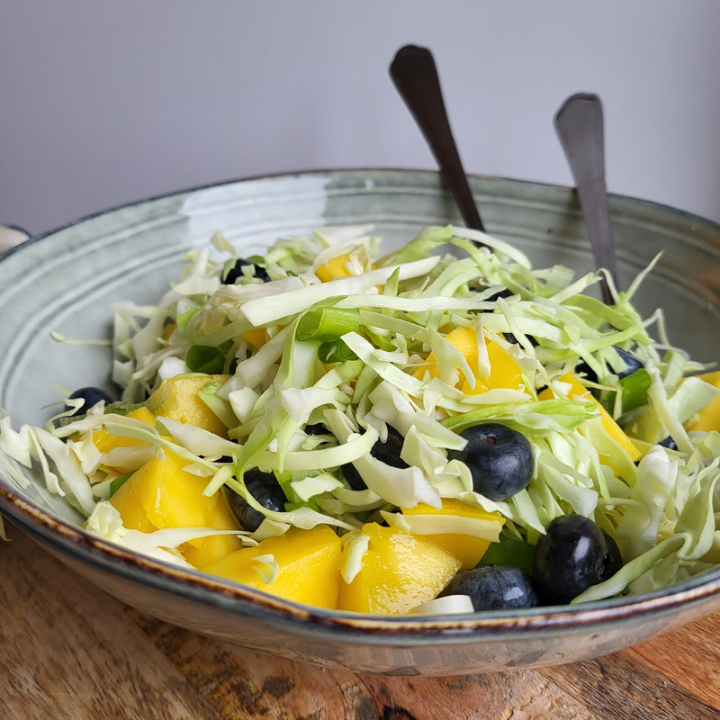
[[389, 44, 485, 233], [554, 93, 618, 304], [390, 47, 619, 306]]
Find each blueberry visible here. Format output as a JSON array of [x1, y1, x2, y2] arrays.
[[574, 360, 597, 384], [341, 463, 366, 491], [342, 425, 409, 491], [304, 423, 328, 436], [614, 348, 643, 379], [486, 287, 515, 302], [223, 259, 270, 284], [468, 281, 512, 297], [600, 530, 623, 582], [576, 347, 643, 384], [474, 288, 538, 344], [66, 386, 114, 416], [659, 436, 678, 451], [533, 515, 617, 604], [447, 423, 534, 501], [439, 565, 539, 611], [504, 333, 539, 347], [370, 425, 408, 468], [227, 468, 286, 531]]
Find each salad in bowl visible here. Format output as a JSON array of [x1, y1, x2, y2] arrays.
[[4, 218, 719, 619]]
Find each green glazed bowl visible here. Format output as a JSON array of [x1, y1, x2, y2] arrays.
[[2, 169, 720, 675]]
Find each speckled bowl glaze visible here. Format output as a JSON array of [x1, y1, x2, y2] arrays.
[[2, 170, 720, 676]]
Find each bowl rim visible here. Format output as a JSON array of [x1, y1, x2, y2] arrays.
[[9, 166, 720, 249], [3, 166, 720, 642]]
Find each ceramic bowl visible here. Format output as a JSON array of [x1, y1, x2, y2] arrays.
[[2, 169, 720, 676]]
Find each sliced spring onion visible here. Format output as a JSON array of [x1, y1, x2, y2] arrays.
[[186, 345, 225, 374], [318, 340, 358, 364], [295, 308, 360, 342], [619, 368, 652, 413]]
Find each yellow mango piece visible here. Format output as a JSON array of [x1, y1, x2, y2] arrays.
[[110, 449, 244, 567], [464, 341, 525, 395], [108, 466, 157, 533], [92, 407, 157, 471], [540, 373, 640, 461], [337, 523, 461, 615], [202, 526, 342, 609], [163, 323, 176, 341], [93, 406, 155, 454], [402, 499, 505, 571], [687, 371, 720, 432], [241, 327, 269, 349], [151, 374, 230, 437], [315, 253, 353, 282], [414, 325, 524, 394]]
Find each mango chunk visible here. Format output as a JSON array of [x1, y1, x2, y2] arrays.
[[315, 251, 376, 282], [241, 328, 270, 349], [402, 499, 505, 571], [315, 253, 353, 282], [110, 449, 244, 567], [540, 372, 640, 461], [687, 371, 720, 432], [93, 407, 157, 471], [414, 325, 524, 394], [151, 374, 230, 437], [163, 323, 177, 341], [337, 523, 461, 615], [202, 526, 342, 609], [93, 406, 155, 454]]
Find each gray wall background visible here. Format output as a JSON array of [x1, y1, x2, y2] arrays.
[[1, 0, 719, 235]]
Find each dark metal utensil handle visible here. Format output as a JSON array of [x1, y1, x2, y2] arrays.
[[555, 93, 618, 304], [390, 45, 485, 233]]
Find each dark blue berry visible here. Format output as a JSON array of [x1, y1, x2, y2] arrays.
[[341, 463, 366, 491], [66, 387, 114, 416], [533, 515, 615, 604], [600, 530, 623, 582], [223, 259, 270, 284], [574, 360, 597, 384], [370, 425, 408, 467], [614, 348, 643, 379], [304, 423, 328, 435], [439, 565, 539, 611], [504, 332, 539, 347], [447, 423, 534, 501], [659, 436, 677, 451], [576, 347, 643, 384], [227, 468, 286, 531], [486, 288, 515, 302], [342, 425, 408, 491]]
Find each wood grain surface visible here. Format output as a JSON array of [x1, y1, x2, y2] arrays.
[[2, 523, 720, 720]]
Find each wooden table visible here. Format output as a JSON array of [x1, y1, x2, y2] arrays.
[[2, 523, 719, 720]]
